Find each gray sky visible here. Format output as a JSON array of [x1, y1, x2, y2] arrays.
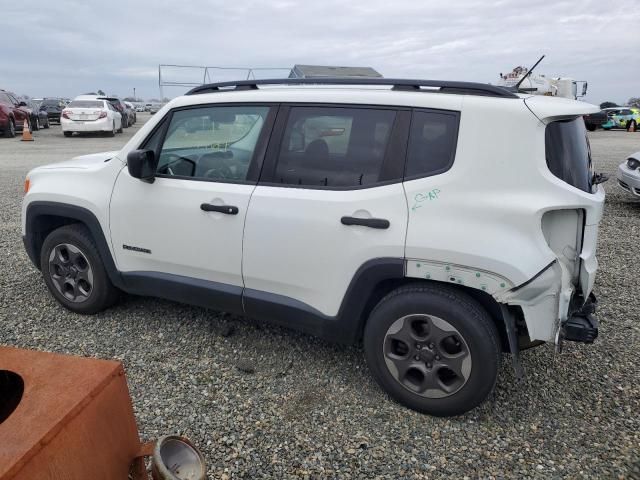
[[2, 0, 639, 105]]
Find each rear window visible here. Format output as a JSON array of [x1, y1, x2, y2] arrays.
[[545, 118, 593, 193], [42, 99, 60, 106], [68, 101, 103, 108]]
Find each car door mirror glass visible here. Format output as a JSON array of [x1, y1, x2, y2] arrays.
[[127, 149, 158, 183]]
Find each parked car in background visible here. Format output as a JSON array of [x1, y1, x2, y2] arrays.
[[24, 100, 50, 130], [149, 104, 161, 114], [617, 151, 640, 196], [124, 102, 136, 125], [0, 89, 31, 137], [584, 110, 608, 131], [135, 104, 145, 112], [97, 97, 129, 128], [61, 98, 122, 137], [602, 107, 640, 131], [39, 98, 66, 124]]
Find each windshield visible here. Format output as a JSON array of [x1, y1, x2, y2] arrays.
[[545, 117, 593, 193], [68, 100, 103, 109]]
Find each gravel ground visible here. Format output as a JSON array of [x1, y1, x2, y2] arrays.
[[0, 117, 639, 479]]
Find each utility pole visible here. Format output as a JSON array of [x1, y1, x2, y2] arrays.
[[133, 87, 136, 101]]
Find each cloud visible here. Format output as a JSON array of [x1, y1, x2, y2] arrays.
[[0, 0, 638, 104]]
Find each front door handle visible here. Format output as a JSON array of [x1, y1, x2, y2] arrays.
[[201, 203, 239, 215], [341, 216, 390, 229]]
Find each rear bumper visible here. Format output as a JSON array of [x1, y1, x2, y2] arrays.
[[61, 117, 112, 132], [562, 293, 599, 344]]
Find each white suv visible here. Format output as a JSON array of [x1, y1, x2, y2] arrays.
[[22, 78, 605, 416]]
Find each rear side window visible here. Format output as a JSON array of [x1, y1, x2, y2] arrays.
[[545, 118, 593, 193], [405, 110, 459, 179], [274, 107, 396, 188]]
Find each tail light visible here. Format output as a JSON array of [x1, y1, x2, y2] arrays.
[[96, 111, 107, 119], [62, 110, 70, 119]]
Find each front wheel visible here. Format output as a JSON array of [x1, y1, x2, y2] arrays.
[[4, 118, 15, 138], [364, 283, 501, 416], [585, 123, 596, 132], [40, 224, 119, 314], [63, 131, 72, 137]]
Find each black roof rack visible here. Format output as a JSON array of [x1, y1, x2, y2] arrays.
[[185, 78, 518, 99]]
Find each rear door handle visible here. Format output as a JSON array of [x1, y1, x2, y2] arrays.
[[341, 216, 390, 229], [200, 203, 239, 215]]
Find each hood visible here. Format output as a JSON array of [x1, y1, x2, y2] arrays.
[[524, 96, 598, 122], [38, 151, 120, 170]]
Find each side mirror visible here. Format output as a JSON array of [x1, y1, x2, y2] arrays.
[[127, 149, 158, 183], [18, 101, 27, 107], [582, 82, 588, 97]]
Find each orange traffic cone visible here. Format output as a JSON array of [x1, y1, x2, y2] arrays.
[[21, 119, 33, 142]]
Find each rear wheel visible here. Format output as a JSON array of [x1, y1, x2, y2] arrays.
[[364, 283, 501, 416], [585, 123, 596, 132], [63, 131, 72, 137], [40, 224, 119, 314], [4, 118, 15, 138], [32, 116, 40, 131]]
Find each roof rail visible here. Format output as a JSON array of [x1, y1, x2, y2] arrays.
[[185, 78, 519, 99]]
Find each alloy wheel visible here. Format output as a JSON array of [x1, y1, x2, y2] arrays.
[[383, 314, 472, 398], [48, 243, 94, 303]]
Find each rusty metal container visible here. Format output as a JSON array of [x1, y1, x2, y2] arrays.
[[0, 346, 141, 480]]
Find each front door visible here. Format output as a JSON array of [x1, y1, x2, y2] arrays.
[[110, 104, 275, 300], [242, 105, 409, 317]]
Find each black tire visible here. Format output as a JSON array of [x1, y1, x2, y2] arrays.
[[32, 116, 40, 131], [44, 117, 49, 129], [123, 114, 129, 128], [63, 131, 72, 137], [585, 123, 596, 132], [40, 224, 119, 314], [363, 283, 501, 416], [4, 118, 15, 138]]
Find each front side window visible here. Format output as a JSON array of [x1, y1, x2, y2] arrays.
[[274, 107, 396, 187], [156, 105, 270, 182], [545, 117, 593, 193], [405, 110, 459, 179]]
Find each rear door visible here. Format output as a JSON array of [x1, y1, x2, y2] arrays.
[[242, 104, 409, 317]]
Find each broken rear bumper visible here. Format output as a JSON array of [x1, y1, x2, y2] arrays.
[[562, 293, 599, 344]]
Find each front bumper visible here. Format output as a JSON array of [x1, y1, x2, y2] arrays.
[[617, 163, 640, 196], [61, 117, 112, 133]]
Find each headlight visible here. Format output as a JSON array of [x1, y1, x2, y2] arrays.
[[627, 158, 640, 170]]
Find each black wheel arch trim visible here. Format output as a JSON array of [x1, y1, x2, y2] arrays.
[[23, 201, 125, 289]]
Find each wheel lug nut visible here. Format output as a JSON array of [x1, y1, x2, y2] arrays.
[[427, 363, 432, 369], [435, 355, 441, 361], [414, 355, 420, 361], [416, 344, 422, 350], [429, 343, 435, 349]]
